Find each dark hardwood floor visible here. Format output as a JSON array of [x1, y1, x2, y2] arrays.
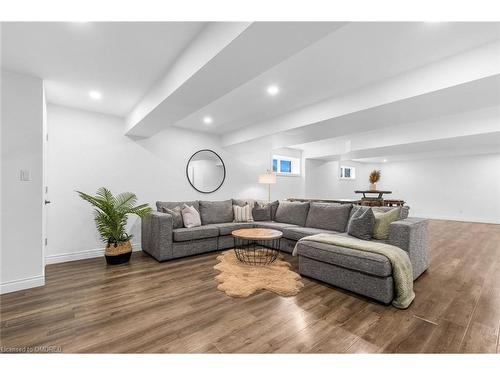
[[1, 220, 499, 353]]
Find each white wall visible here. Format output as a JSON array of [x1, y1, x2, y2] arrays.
[[306, 154, 500, 224], [305, 159, 376, 199], [374, 154, 500, 223], [1, 70, 45, 293], [46, 105, 305, 263]]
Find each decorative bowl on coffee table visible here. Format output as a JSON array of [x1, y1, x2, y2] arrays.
[[231, 228, 282, 266]]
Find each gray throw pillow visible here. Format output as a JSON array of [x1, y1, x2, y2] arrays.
[[161, 206, 183, 229], [252, 201, 272, 221], [347, 206, 375, 240]]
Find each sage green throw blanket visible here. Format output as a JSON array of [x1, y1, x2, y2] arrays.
[[293, 234, 415, 309]]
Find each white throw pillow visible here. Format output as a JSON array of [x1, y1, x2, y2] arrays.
[[233, 204, 254, 223], [182, 204, 201, 228]]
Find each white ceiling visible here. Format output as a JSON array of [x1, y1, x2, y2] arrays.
[[174, 22, 500, 134], [351, 132, 500, 164], [1, 22, 206, 116], [1, 21, 499, 162]]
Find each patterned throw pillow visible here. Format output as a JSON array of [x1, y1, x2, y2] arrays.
[[347, 206, 375, 240], [372, 207, 401, 240], [233, 204, 254, 222], [181, 204, 201, 228], [161, 206, 183, 229]]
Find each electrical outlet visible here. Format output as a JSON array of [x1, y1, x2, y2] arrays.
[[20, 169, 32, 181]]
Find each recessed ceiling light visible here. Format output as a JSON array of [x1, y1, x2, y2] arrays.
[[89, 90, 102, 100], [383, 159, 388, 163], [203, 116, 213, 124], [267, 85, 280, 96]]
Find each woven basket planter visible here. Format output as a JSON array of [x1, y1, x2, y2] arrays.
[[105, 240, 132, 265]]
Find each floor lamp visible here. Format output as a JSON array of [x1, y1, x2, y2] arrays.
[[258, 170, 277, 202]]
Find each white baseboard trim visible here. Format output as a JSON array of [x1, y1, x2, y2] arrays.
[[0, 275, 45, 295], [45, 242, 141, 265], [414, 214, 500, 225]]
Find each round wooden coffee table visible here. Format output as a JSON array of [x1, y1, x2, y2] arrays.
[[231, 228, 282, 265]]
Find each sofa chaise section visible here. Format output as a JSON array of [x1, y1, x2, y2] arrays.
[[295, 217, 428, 304]]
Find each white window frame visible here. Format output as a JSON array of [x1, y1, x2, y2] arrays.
[[340, 165, 356, 180], [272, 155, 301, 176]]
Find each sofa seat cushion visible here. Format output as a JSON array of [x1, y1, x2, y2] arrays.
[[305, 202, 352, 232], [296, 240, 392, 277], [213, 222, 254, 236], [253, 221, 298, 231], [282, 227, 341, 241], [173, 225, 219, 242]]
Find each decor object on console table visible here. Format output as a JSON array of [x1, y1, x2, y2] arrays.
[[77, 187, 152, 265], [368, 169, 381, 190], [258, 170, 277, 202]]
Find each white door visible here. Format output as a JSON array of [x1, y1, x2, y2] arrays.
[[42, 89, 49, 269]]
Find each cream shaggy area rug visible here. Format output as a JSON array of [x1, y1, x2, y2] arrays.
[[214, 250, 304, 297]]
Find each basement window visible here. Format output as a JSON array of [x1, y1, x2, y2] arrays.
[[340, 166, 356, 180], [272, 155, 301, 176]]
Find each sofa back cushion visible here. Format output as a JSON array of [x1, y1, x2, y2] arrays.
[[305, 202, 352, 232], [199, 199, 234, 225], [274, 201, 310, 226], [157, 200, 199, 213]]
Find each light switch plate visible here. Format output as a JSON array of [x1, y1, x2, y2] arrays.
[[20, 169, 32, 181]]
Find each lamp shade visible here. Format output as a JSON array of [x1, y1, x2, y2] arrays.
[[258, 172, 276, 184]]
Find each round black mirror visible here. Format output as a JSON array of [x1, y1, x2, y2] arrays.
[[186, 149, 226, 193]]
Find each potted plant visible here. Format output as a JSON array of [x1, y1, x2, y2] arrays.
[[77, 187, 152, 265], [369, 170, 381, 191]]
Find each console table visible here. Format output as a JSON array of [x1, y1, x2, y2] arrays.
[[287, 198, 359, 205], [354, 190, 392, 199], [355, 190, 392, 207]]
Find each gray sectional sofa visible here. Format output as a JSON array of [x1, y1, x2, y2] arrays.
[[141, 198, 429, 304]]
